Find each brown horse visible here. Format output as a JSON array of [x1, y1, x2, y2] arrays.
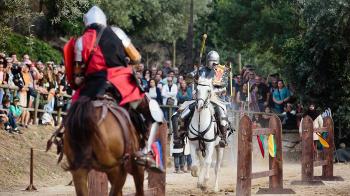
[[63, 96, 144, 196]]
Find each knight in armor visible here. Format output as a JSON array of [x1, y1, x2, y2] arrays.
[[65, 6, 163, 172], [171, 50, 229, 147]]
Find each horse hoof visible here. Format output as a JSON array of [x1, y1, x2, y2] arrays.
[[191, 166, 198, 177], [200, 185, 207, 192], [214, 187, 219, 192]]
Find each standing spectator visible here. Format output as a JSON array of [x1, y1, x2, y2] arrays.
[[150, 66, 158, 79], [272, 80, 291, 113], [261, 106, 272, 127], [146, 79, 162, 104], [255, 75, 269, 112], [161, 76, 178, 121], [161, 70, 176, 86], [249, 84, 260, 112], [155, 73, 163, 90], [177, 81, 192, 105], [236, 83, 249, 110], [173, 67, 179, 77], [141, 69, 151, 90], [177, 75, 184, 88], [157, 70, 164, 79], [162, 60, 172, 77], [41, 88, 55, 125]]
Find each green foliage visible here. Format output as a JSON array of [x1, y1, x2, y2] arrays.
[[283, 0, 350, 137], [3, 33, 62, 63]]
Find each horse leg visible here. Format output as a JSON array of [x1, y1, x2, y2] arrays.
[[200, 142, 216, 192], [107, 167, 127, 196], [131, 164, 145, 196], [214, 146, 224, 192], [189, 142, 200, 178], [71, 169, 89, 196]]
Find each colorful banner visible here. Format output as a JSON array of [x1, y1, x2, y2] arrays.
[[257, 135, 265, 158], [268, 134, 277, 157], [151, 140, 164, 170], [316, 132, 329, 148]]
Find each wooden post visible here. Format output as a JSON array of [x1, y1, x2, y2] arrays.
[[269, 115, 283, 189], [301, 116, 314, 182], [236, 115, 252, 196], [322, 117, 334, 178], [25, 148, 37, 191], [33, 93, 40, 125], [148, 123, 168, 196], [88, 170, 108, 196]]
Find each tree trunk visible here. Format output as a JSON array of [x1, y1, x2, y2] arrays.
[[184, 0, 194, 72]]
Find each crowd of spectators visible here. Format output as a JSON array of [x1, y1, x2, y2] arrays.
[[231, 65, 298, 130], [0, 52, 71, 134]]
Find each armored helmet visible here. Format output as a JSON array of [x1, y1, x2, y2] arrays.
[[206, 50, 220, 69], [83, 6, 107, 27]]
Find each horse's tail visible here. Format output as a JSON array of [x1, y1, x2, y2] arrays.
[[64, 96, 99, 171]]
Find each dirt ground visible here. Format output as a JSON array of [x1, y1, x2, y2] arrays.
[[0, 127, 350, 195]]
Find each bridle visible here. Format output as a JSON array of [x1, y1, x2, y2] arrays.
[[195, 83, 211, 110]]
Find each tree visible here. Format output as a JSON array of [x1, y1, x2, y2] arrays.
[[283, 0, 350, 142]]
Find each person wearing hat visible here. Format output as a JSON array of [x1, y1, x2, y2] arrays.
[[3, 99, 21, 134], [10, 97, 30, 128]]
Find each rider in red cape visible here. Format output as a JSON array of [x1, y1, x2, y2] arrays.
[[64, 6, 164, 172]]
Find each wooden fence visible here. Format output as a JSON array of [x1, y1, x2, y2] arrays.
[[236, 115, 295, 195], [291, 116, 343, 185]]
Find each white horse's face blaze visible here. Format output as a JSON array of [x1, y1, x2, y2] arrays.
[[196, 78, 212, 111]]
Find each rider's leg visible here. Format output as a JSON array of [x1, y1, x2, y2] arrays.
[[213, 104, 228, 147], [171, 103, 195, 143], [132, 96, 164, 172]]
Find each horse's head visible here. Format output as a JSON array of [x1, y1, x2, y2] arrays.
[[195, 78, 212, 112]]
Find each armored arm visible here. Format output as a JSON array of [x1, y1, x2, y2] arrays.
[[73, 37, 85, 87]]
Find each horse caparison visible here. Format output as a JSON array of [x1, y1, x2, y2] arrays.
[[63, 96, 145, 196]]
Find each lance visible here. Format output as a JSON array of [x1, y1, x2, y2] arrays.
[[196, 33, 207, 80]]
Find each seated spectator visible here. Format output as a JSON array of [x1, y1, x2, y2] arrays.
[[0, 109, 9, 131], [177, 81, 192, 105], [0, 62, 5, 107], [10, 97, 30, 128], [3, 99, 21, 133], [272, 80, 290, 113], [282, 103, 297, 130], [146, 79, 162, 104], [41, 88, 55, 126], [261, 106, 272, 127]]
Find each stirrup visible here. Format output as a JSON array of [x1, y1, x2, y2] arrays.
[[134, 151, 165, 173]]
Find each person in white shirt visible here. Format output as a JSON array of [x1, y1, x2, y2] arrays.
[[161, 76, 178, 121]]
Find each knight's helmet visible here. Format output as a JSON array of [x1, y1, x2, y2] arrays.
[[206, 51, 220, 69], [83, 6, 141, 64], [83, 6, 107, 27]]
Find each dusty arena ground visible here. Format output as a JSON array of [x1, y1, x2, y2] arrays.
[[0, 126, 349, 195]]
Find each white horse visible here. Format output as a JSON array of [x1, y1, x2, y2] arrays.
[[188, 77, 224, 192]]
